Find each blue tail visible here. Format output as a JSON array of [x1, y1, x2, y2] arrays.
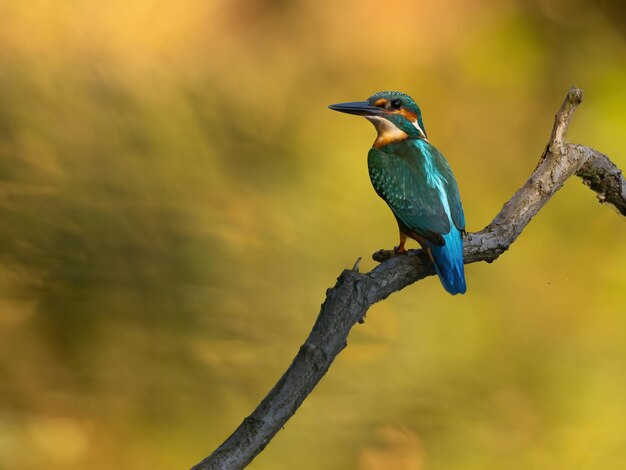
[[429, 228, 466, 295]]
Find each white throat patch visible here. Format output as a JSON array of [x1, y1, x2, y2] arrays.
[[366, 116, 408, 148], [366, 116, 426, 148]]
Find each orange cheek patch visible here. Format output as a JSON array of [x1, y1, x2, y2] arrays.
[[374, 99, 388, 107], [398, 109, 418, 121]]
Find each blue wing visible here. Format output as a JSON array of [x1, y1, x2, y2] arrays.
[[368, 140, 464, 238], [368, 139, 466, 294]]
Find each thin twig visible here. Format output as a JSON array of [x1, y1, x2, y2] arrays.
[[191, 87, 626, 470]]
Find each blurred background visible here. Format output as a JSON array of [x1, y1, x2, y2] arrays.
[[1, 0, 625, 469]]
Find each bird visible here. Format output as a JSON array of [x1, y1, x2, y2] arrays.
[[329, 91, 466, 295]]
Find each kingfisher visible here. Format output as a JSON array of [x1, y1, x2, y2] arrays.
[[329, 91, 467, 295]]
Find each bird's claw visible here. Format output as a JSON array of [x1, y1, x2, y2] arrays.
[[372, 247, 407, 263], [394, 245, 407, 254]]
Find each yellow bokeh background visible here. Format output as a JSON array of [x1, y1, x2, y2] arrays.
[[1, 1, 625, 469]]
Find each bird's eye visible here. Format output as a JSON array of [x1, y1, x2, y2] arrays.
[[391, 99, 402, 109]]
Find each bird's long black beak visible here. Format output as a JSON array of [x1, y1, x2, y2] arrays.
[[328, 101, 383, 116]]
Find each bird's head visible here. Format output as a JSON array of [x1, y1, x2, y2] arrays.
[[329, 91, 427, 147]]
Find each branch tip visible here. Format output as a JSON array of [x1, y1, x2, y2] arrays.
[[549, 87, 583, 149], [567, 86, 583, 106]]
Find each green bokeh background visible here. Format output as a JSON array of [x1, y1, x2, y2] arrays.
[[1, 1, 625, 469]]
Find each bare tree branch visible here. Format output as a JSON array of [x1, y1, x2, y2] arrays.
[[191, 87, 626, 470], [576, 146, 626, 216]]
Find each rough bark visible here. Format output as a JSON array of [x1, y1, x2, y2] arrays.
[[191, 87, 626, 470]]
